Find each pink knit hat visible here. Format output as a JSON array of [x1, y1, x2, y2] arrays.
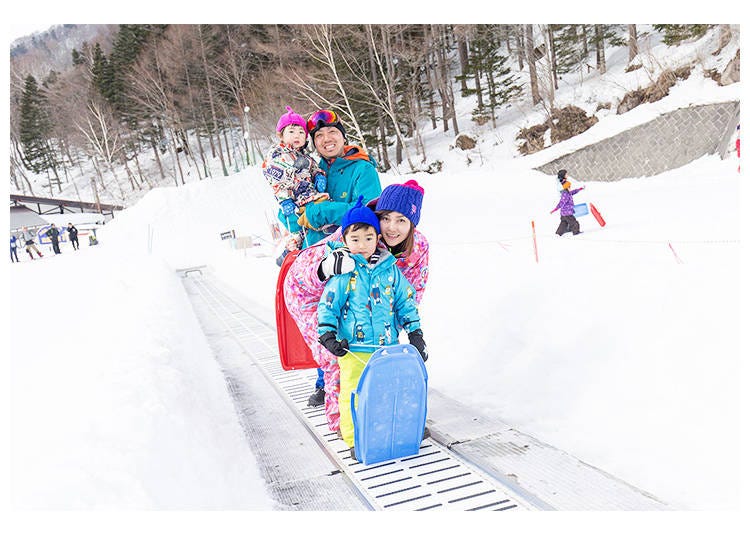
[[276, 106, 308, 134]]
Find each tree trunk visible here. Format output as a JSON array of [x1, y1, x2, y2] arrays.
[[168, 127, 186, 185], [122, 158, 140, 191], [423, 26, 438, 130], [595, 25, 606, 74], [366, 35, 391, 170], [547, 25, 558, 91], [182, 128, 205, 179], [197, 25, 229, 176], [150, 137, 167, 183], [473, 45, 484, 112], [222, 125, 233, 170], [107, 162, 127, 201], [133, 151, 153, 189], [90, 175, 101, 213], [430, 26, 449, 133], [92, 160, 105, 195], [515, 27, 524, 70], [628, 25, 638, 63], [581, 25, 589, 72], [432, 25, 459, 135], [525, 25, 541, 105], [456, 30, 470, 94]]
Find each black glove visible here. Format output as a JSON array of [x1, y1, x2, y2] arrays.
[[408, 329, 428, 362], [319, 331, 349, 357]]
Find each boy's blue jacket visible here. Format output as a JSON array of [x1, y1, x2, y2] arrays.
[[303, 146, 382, 245], [318, 242, 421, 346]]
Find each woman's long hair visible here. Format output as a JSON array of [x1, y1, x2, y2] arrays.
[[375, 209, 415, 257]]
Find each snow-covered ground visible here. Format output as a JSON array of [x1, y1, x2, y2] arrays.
[[5, 21, 746, 534]]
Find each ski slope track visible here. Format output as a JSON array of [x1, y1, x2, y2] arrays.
[[180, 267, 672, 511]]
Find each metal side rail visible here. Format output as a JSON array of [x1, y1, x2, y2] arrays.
[[180, 271, 538, 512]]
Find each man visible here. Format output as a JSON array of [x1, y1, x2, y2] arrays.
[[297, 109, 382, 246], [297, 109, 383, 407], [67, 223, 79, 250], [21, 226, 43, 260], [10, 234, 20, 262], [45, 223, 62, 254]]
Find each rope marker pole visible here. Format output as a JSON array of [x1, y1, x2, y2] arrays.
[[532, 220, 539, 263], [668, 242, 684, 264]]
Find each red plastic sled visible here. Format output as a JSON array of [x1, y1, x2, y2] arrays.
[[590, 203, 607, 227], [276, 250, 317, 370]]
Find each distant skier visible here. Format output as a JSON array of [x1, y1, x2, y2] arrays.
[[67, 223, 79, 250], [21, 226, 43, 259], [45, 223, 62, 254], [10, 234, 20, 262], [551, 179, 586, 236]]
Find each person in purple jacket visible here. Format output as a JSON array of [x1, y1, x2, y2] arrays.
[[550, 179, 586, 236]]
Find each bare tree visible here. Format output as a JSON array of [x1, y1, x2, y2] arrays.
[[431, 25, 459, 135], [628, 25, 638, 63], [455, 27, 470, 94], [197, 24, 229, 176], [547, 25, 558, 91], [10, 133, 35, 194], [75, 99, 128, 201], [525, 25, 541, 105], [292, 25, 370, 148], [595, 25, 606, 74], [368, 25, 416, 168]]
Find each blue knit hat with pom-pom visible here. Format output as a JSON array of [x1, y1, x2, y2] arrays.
[[341, 196, 380, 235]]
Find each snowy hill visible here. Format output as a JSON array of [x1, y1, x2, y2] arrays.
[[9, 25, 741, 209], [7, 23, 745, 519]]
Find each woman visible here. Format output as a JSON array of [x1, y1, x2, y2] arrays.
[[284, 179, 429, 433]]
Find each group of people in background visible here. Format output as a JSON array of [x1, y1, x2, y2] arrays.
[[10, 223, 84, 263]]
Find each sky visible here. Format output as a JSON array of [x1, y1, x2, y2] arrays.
[[7, 25, 51, 44], [5, 21, 746, 534]]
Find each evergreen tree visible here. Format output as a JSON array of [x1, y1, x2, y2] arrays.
[[71, 47, 85, 66], [590, 24, 626, 73], [92, 42, 116, 103], [18, 75, 55, 173], [653, 24, 710, 45], [460, 25, 521, 123], [552, 25, 588, 74], [109, 24, 167, 119]]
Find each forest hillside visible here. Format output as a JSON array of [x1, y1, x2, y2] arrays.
[[8, 24, 740, 210]]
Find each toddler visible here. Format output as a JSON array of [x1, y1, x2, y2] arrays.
[[262, 106, 329, 254]]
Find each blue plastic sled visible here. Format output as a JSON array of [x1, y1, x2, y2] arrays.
[[350, 343, 428, 466], [573, 203, 589, 217]]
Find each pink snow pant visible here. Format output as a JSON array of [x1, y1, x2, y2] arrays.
[[283, 240, 342, 432]]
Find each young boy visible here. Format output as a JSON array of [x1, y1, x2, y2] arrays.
[[316, 196, 427, 458], [551, 179, 586, 236]]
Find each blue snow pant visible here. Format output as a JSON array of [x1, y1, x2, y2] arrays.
[[316, 368, 325, 389]]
